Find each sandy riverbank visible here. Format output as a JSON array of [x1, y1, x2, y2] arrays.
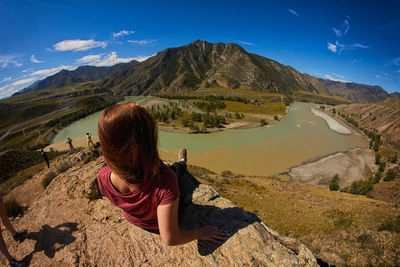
[[311, 107, 351, 135], [288, 148, 377, 188]]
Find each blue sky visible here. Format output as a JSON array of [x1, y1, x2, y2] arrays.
[[1, 0, 399, 99]]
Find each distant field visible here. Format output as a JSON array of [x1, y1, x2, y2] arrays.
[[223, 100, 286, 115], [200, 87, 284, 97], [294, 90, 351, 104]]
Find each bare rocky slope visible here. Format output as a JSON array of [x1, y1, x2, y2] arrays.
[[332, 97, 400, 151], [3, 154, 317, 266]]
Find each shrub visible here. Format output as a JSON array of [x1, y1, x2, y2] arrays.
[[390, 153, 398, 164], [260, 119, 268, 126], [41, 171, 57, 189], [5, 198, 23, 218], [329, 174, 340, 191], [85, 177, 102, 201], [379, 216, 400, 233], [221, 170, 233, 177], [369, 171, 382, 184], [274, 115, 279, 121], [348, 180, 372, 196], [378, 161, 386, 172], [384, 169, 398, 182], [375, 153, 381, 165], [56, 160, 73, 173]]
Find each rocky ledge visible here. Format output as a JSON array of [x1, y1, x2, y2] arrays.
[[4, 155, 317, 266]]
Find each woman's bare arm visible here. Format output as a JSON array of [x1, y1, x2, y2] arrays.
[[157, 197, 227, 246]]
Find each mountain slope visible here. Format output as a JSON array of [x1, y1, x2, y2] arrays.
[[16, 60, 139, 94], [100, 40, 389, 103], [333, 97, 400, 150], [102, 40, 319, 96]]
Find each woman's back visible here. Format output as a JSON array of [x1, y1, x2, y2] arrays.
[[97, 164, 179, 230]]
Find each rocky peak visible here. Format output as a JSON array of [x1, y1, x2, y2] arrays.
[[4, 154, 317, 266]]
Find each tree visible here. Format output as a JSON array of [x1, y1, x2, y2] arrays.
[[260, 119, 268, 126], [329, 174, 340, 191], [384, 169, 398, 182], [274, 115, 279, 121], [375, 153, 381, 165]]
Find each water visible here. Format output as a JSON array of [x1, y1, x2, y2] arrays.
[[53, 97, 367, 176]]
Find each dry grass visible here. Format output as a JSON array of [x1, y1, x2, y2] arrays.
[[294, 90, 351, 103], [200, 87, 284, 97], [223, 100, 286, 116], [192, 167, 399, 266]]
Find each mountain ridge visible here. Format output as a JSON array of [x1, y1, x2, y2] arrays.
[[16, 40, 391, 103]]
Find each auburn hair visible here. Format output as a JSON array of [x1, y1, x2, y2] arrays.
[[98, 102, 161, 184]]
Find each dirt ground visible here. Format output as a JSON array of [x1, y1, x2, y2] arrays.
[[288, 148, 378, 188]]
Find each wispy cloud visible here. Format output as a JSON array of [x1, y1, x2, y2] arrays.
[[113, 30, 135, 38], [0, 55, 23, 68], [30, 54, 44, 63], [0, 77, 12, 83], [376, 75, 381, 78], [53, 39, 107, 52], [332, 15, 351, 37], [0, 65, 75, 99], [288, 8, 299, 17], [350, 58, 359, 64], [76, 51, 151, 66], [324, 73, 350, 83], [327, 41, 370, 54], [392, 57, 400, 66], [232, 39, 255, 46], [397, 69, 400, 73], [128, 39, 158, 46]]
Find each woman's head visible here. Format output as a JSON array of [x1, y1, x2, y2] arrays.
[[98, 102, 161, 183]]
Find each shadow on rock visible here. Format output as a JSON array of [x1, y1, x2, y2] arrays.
[[178, 170, 260, 256], [23, 222, 78, 264]]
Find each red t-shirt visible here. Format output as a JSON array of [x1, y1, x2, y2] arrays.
[[97, 165, 179, 229]]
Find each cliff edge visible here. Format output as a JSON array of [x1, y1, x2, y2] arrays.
[[3, 155, 317, 266]]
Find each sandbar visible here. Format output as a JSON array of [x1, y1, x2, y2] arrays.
[[310, 108, 351, 135]]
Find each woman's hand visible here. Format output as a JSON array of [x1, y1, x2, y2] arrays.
[[198, 225, 227, 243]]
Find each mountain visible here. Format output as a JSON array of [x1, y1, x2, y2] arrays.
[[99, 40, 389, 103], [101, 40, 318, 96], [14, 40, 392, 103], [15, 60, 140, 95], [2, 152, 317, 266], [333, 97, 400, 151], [391, 92, 400, 98]]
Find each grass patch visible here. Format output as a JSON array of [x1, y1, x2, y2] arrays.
[[41, 171, 57, 189], [378, 216, 400, 233], [56, 159, 73, 173], [200, 87, 284, 97], [84, 177, 103, 201], [0, 163, 45, 195], [223, 100, 286, 116], [5, 198, 24, 218]]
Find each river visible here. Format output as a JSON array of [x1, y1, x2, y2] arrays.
[[53, 97, 367, 176]]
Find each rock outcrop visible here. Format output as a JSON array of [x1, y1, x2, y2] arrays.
[[3, 155, 317, 266]]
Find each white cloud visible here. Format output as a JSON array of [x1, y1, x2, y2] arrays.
[[350, 58, 359, 64], [324, 74, 350, 83], [332, 27, 341, 37], [30, 54, 44, 63], [392, 58, 400, 66], [351, 43, 370, 49], [288, 8, 299, 16], [0, 77, 12, 83], [30, 65, 74, 76], [76, 54, 103, 64], [232, 39, 255, 46], [53, 39, 107, 52], [0, 55, 22, 68], [128, 39, 158, 46], [75, 52, 150, 66], [327, 42, 337, 53], [0, 65, 76, 99], [328, 41, 369, 54], [113, 30, 135, 38]]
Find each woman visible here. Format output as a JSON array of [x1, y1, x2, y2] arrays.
[[97, 102, 226, 246]]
